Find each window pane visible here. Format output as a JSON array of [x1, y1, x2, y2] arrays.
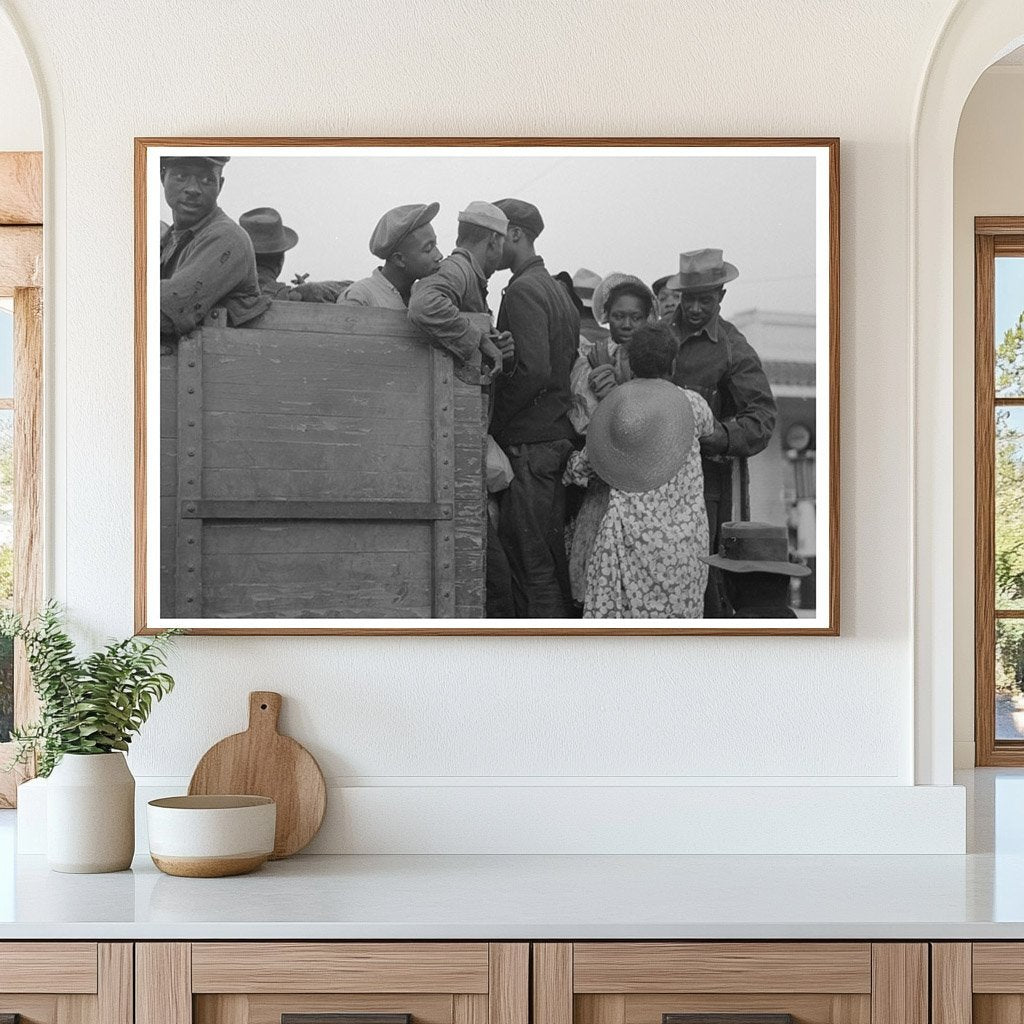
[[0, 306, 12, 399], [996, 257, 1024, 397], [0, 409, 11, 742], [997, 407, 1024, 610], [997, 620, 1024, 740]]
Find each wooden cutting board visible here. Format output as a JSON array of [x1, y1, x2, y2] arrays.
[[188, 691, 326, 859]]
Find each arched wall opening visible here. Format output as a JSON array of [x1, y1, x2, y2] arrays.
[[914, 1, 1024, 785]]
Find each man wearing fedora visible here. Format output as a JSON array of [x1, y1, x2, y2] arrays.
[[489, 198, 579, 618], [665, 248, 777, 616], [160, 155, 269, 337], [342, 203, 443, 308], [240, 207, 345, 303], [699, 521, 811, 618]]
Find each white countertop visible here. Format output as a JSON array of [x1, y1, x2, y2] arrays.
[[3, 769, 1023, 941]]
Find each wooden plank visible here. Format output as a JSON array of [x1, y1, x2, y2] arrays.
[[624, 994, 867, 1024], [195, 995, 248, 1024], [158, 345, 179, 620], [573, 943, 872, 994], [0, 943, 97, 993], [972, 944, 1024, 992], [453, 382, 486, 617], [534, 945, 572, 1024], [489, 944, 528, 1024], [870, 945, 927, 1024], [576, 996, 625, 1024], [176, 332, 204, 616], [0, 998, 58, 1024], [244, 995, 453, 1024], [976, 217, 1024, 236], [453, 995, 487, 1024], [97, 944, 133, 1024], [191, 942, 489, 994], [0, 152, 42, 224], [202, 464, 433, 503], [931, 945, 971, 1024], [57, 992, 95, 1024], [136, 944, 191, 1024], [186, 500, 452, 521], [0, 226, 42, 294], [431, 344, 456, 616], [13, 287, 43, 734]]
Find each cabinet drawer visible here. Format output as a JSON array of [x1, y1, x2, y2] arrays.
[[0, 942, 98, 994]]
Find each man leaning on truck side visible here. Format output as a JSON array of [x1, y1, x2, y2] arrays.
[[159, 155, 269, 337]]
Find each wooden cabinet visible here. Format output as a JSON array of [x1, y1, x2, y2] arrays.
[[0, 943, 132, 1024], [932, 943, 1024, 1024], [136, 944, 528, 1024], [532, 943, 928, 1024]]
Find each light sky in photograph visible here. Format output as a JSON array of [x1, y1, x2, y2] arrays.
[[157, 146, 820, 320]]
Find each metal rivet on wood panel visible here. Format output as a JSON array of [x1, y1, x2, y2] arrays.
[[188, 420, 196, 427], [188, 565, 195, 572], [186, 596, 194, 603], [188, 360, 196, 367], [443, 458, 449, 465], [187, 505, 196, 513], [187, 538, 195, 545], [187, 387, 195, 394], [187, 479, 195, 485]]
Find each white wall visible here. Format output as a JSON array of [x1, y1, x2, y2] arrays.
[[0, 8, 39, 152], [0, 0, 975, 852], [952, 65, 1024, 767]]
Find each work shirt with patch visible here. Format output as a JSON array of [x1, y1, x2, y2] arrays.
[[340, 268, 407, 309], [160, 206, 269, 336], [407, 247, 490, 362], [665, 310, 776, 459]]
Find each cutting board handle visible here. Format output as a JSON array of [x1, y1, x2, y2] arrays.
[[248, 691, 282, 734]]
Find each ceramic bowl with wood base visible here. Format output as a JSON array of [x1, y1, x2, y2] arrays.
[[147, 795, 276, 877]]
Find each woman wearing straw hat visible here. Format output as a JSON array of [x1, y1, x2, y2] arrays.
[[564, 322, 714, 618]]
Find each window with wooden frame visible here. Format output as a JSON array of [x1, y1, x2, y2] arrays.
[[976, 217, 1024, 765], [0, 151, 43, 806]]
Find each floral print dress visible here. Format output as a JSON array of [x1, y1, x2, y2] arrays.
[[563, 388, 714, 619]]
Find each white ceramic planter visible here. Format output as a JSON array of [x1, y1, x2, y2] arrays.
[[46, 752, 135, 873]]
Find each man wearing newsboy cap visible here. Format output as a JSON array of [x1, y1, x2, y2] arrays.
[[664, 248, 777, 616], [240, 207, 346, 303], [407, 201, 509, 372], [160, 155, 269, 336], [489, 198, 579, 618], [341, 202, 443, 308]]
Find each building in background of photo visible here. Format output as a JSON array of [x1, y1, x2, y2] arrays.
[[729, 309, 817, 610]]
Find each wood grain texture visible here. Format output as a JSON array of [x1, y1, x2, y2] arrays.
[[972, 944, 1024, 992], [576, 995, 626, 1024], [931, 944, 971, 1024], [136, 136, 838, 636], [0, 943, 97, 993], [533, 944, 572, 1024], [195, 994, 249, 1024], [0, 152, 42, 224], [57, 991, 95, 1024], [97, 945, 133, 1024], [624, 995, 869, 1024], [136, 944, 191, 1024], [281, 1016, 410, 1024], [191, 943, 489, 994], [188, 690, 326, 858], [973, 995, 1024, 1024], [488, 944, 528, 1024], [573, 944, 872, 994], [0, 1002, 56, 1024], [453, 995, 487, 1024], [870, 945, 927, 1024], [0, 226, 42, 294], [244, 995, 451, 1024]]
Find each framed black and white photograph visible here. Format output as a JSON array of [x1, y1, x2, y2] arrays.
[[135, 137, 838, 635]]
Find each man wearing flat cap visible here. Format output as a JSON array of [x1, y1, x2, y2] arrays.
[[664, 248, 777, 616], [489, 198, 579, 617], [240, 207, 346, 303], [160, 155, 269, 337], [342, 203, 443, 308], [407, 201, 509, 371]]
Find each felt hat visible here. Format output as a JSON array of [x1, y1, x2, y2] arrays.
[[458, 201, 508, 235], [586, 378, 694, 493], [572, 268, 602, 309], [368, 202, 440, 259], [699, 521, 811, 577], [239, 207, 298, 254], [591, 272, 655, 326], [667, 248, 739, 293], [162, 155, 230, 168], [492, 198, 544, 238]]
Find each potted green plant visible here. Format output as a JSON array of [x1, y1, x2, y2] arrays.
[[1, 602, 179, 873]]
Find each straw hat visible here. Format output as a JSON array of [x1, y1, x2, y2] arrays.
[[699, 522, 811, 577], [591, 273, 655, 326], [587, 379, 694, 493]]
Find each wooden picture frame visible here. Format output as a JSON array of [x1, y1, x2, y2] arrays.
[[135, 137, 839, 636]]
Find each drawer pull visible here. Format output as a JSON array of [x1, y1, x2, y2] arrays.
[[664, 1016, 795, 1024], [283, 1016, 411, 1024]]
